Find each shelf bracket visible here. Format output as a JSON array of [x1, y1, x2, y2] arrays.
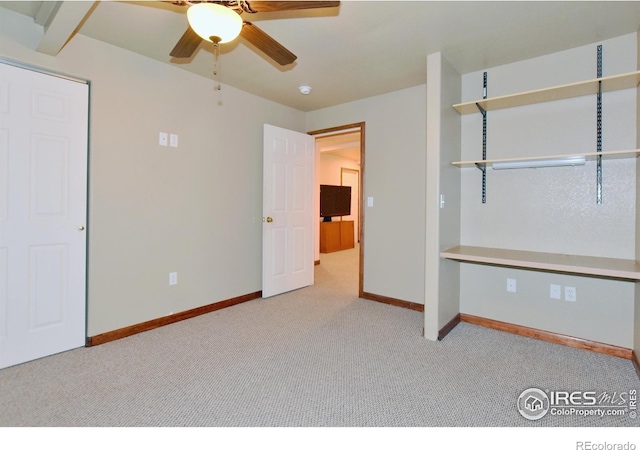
[[596, 45, 603, 205], [480, 72, 488, 203], [474, 162, 488, 172]]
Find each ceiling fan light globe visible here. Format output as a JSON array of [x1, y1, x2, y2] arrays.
[[187, 3, 243, 44]]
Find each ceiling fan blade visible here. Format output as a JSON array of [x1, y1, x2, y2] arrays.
[[241, 22, 297, 66], [246, 1, 340, 13], [170, 27, 201, 58]]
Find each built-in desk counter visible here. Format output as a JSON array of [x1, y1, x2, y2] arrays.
[[441, 246, 640, 281]]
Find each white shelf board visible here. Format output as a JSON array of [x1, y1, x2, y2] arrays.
[[441, 246, 640, 281], [453, 70, 640, 115], [452, 149, 640, 169]]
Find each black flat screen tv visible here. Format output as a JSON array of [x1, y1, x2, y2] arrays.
[[320, 184, 351, 219]]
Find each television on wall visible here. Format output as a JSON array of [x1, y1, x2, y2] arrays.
[[320, 184, 351, 220]]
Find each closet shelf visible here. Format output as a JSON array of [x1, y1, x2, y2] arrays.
[[452, 149, 640, 169], [440, 246, 640, 281], [453, 70, 640, 115]]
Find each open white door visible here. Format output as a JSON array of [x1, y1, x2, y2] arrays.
[[262, 124, 315, 298], [0, 61, 88, 368]]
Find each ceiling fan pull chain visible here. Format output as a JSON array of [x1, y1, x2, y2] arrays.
[[212, 41, 221, 91]]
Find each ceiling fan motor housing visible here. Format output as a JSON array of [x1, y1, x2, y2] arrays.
[[171, 1, 341, 66]]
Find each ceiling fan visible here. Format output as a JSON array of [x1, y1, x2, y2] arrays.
[[169, 1, 341, 66]]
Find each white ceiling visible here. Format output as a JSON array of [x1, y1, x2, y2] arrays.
[[2, 1, 640, 112], [317, 131, 361, 162]]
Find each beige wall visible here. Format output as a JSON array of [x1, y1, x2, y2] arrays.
[[458, 33, 637, 348], [306, 86, 427, 304], [0, 9, 305, 336]]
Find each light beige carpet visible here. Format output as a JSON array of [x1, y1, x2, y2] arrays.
[[0, 246, 638, 427]]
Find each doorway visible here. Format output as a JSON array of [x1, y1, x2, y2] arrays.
[[309, 122, 365, 297]]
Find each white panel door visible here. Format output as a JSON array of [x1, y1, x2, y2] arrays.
[[0, 62, 88, 369], [263, 124, 315, 298]]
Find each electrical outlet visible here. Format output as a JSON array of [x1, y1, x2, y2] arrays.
[[170, 133, 179, 148], [507, 278, 516, 293], [565, 286, 576, 302], [550, 284, 562, 300], [169, 272, 177, 286]]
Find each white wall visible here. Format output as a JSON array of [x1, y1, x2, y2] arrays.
[[318, 153, 360, 186], [458, 33, 637, 348], [0, 8, 306, 336], [306, 86, 427, 304]]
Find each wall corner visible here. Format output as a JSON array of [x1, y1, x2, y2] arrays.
[[425, 52, 462, 341]]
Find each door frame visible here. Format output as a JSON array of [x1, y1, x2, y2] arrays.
[[0, 57, 89, 85], [340, 167, 360, 244], [308, 122, 365, 297]]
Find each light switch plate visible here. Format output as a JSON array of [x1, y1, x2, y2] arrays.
[[565, 286, 576, 302], [159, 132, 168, 146]]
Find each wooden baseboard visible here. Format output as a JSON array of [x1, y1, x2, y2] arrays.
[[438, 313, 461, 341], [361, 292, 424, 312], [86, 291, 262, 347], [460, 313, 633, 360], [633, 351, 640, 378], [314, 260, 320, 265]]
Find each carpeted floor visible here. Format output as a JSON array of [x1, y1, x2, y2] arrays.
[[0, 245, 638, 427]]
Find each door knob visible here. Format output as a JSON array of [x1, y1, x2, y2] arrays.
[[265, 217, 273, 223], [78, 226, 85, 231]]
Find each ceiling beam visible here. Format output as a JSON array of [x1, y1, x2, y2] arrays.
[[35, 1, 96, 56]]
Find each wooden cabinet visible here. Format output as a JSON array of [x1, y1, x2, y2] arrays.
[[320, 220, 354, 253]]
